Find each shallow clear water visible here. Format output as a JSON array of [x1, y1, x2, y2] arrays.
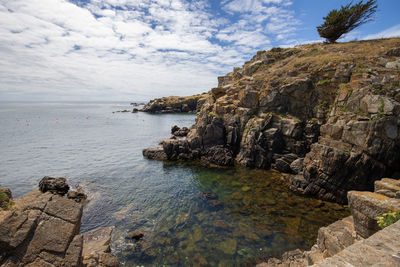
[[0, 102, 349, 266]]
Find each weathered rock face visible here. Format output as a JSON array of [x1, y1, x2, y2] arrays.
[[0, 189, 83, 266], [141, 93, 210, 113], [0, 177, 117, 267], [144, 38, 400, 204], [347, 177, 400, 239], [313, 219, 400, 267]]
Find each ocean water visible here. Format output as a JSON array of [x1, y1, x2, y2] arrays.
[[0, 102, 349, 266]]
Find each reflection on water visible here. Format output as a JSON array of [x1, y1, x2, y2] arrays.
[[108, 163, 349, 266]]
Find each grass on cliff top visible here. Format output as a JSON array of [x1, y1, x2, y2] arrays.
[[263, 38, 400, 82]]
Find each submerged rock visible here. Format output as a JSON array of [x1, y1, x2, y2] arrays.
[[82, 226, 119, 267], [127, 229, 145, 241], [200, 192, 218, 200], [217, 238, 237, 255]]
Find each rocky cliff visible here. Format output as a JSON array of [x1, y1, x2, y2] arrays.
[[144, 38, 400, 204]]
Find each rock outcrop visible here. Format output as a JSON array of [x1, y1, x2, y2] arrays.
[[141, 93, 209, 113], [0, 177, 118, 267], [257, 177, 400, 267], [144, 38, 400, 204]]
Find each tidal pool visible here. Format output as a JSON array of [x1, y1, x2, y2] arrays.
[[110, 163, 349, 266]]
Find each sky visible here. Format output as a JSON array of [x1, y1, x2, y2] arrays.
[[0, 0, 399, 101]]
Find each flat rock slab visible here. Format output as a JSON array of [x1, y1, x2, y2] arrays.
[[22, 214, 77, 263], [0, 189, 84, 267], [44, 194, 83, 224], [375, 178, 400, 198], [317, 216, 360, 257], [312, 220, 400, 266], [348, 191, 400, 238]]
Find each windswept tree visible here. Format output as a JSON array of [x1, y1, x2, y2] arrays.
[[317, 0, 378, 43]]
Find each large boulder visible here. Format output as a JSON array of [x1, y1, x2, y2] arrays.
[[39, 176, 70, 196]]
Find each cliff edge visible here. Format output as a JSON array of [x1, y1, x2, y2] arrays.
[[144, 38, 400, 204]]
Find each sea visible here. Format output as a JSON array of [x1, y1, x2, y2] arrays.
[[0, 102, 349, 266]]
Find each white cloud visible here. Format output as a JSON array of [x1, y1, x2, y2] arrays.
[[0, 0, 300, 101], [362, 24, 400, 40]]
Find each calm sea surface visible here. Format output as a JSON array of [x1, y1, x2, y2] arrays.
[[0, 102, 348, 266]]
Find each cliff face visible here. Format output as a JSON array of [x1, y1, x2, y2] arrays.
[[144, 38, 400, 204]]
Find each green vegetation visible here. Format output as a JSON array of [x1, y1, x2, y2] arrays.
[[317, 0, 377, 43], [300, 48, 327, 58], [208, 112, 215, 118], [0, 188, 13, 210], [316, 79, 331, 86], [314, 101, 329, 112], [322, 58, 331, 64], [378, 97, 385, 114], [377, 210, 400, 229]]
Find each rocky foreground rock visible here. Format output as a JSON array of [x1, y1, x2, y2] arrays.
[[0, 177, 119, 267], [144, 38, 400, 204]]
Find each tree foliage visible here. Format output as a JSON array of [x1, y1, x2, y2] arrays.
[[317, 0, 378, 43]]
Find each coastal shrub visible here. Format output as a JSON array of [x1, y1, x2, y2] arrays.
[[377, 210, 400, 229], [208, 112, 215, 118], [317, 0, 378, 43]]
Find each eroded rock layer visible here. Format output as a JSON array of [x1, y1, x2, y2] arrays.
[[144, 38, 400, 203]]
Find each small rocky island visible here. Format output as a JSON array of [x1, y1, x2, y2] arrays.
[[141, 93, 210, 113], [0, 177, 119, 267]]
